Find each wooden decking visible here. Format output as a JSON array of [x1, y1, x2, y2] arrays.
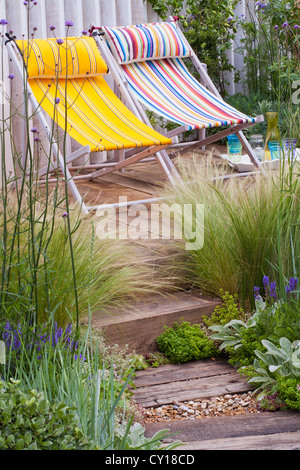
[[139, 360, 300, 450], [145, 411, 300, 450], [133, 358, 253, 408], [69, 145, 227, 208], [88, 292, 221, 353]]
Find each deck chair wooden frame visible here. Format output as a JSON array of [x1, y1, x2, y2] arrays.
[[5, 35, 177, 214], [91, 19, 264, 171]]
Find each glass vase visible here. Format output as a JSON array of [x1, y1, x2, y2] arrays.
[[264, 112, 281, 160]]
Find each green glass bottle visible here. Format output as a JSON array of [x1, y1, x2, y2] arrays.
[[264, 112, 281, 161]]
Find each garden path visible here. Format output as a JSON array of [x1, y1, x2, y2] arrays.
[[138, 360, 300, 450]]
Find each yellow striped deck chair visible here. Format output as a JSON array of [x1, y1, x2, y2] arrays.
[[6, 36, 175, 213], [93, 20, 264, 171]]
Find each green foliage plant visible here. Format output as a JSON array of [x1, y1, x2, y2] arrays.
[[237, 0, 300, 100], [249, 338, 300, 393], [0, 379, 99, 450], [276, 376, 300, 411], [202, 290, 245, 327], [156, 320, 218, 363]]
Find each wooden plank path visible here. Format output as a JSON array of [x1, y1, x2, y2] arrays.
[[145, 412, 300, 450], [133, 358, 253, 407], [88, 292, 220, 354], [133, 360, 300, 450]]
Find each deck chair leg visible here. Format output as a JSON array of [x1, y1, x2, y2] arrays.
[[118, 149, 125, 173], [198, 128, 206, 150]]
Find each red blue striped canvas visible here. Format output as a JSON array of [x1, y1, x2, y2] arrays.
[[102, 21, 192, 64]]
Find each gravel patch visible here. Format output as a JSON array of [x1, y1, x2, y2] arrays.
[[143, 392, 260, 423]]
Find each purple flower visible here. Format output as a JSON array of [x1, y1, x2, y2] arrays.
[[65, 20, 74, 27], [82, 30, 88, 35], [31, 127, 38, 133], [62, 212, 68, 218], [294, 25, 300, 29], [263, 276, 269, 287], [269, 281, 277, 299], [282, 21, 289, 28], [254, 286, 260, 299], [274, 25, 279, 30], [8, 73, 14, 79], [285, 277, 298, 294], [227, 17, 233, 22], [49, 25, 56, 31], [55, 97, 61, 104], [0, 19, 8, 25], [74, 354, 86, 362], [56, 38, 64, 45]]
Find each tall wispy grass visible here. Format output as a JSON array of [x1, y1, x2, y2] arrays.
[[0, 193, 167, 327], [160, 155, 299, 309]]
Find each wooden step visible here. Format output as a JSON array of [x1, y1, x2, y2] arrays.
[[145, 411, 300, 450], [88, 292, 220, 354], [133, 358, 253, 407]]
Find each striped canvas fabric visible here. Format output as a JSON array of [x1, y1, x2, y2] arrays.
[[19, 36, 171, 152], [29, 75, 171, 152], [122, 58, 256, 129], [16, 37, 109, 79], [102, 22, 192, 64]]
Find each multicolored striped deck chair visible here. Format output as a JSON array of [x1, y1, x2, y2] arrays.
[[92, 19, 264, 170], [6, 35, 174, 213]]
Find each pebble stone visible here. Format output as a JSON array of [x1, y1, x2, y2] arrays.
[[143, 392, 260, 423]]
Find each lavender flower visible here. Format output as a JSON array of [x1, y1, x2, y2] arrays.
[[74, 354, 86, 363], [65, 20, 74, 27], [254, 286, 260, 299], [263, 276, 269, 287], [1, 321, 78, 361], [269, 281, 277, 299], [285, 277, 298, 294]]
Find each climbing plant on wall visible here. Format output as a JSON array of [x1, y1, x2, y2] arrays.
[[146, 0, 240, 96]]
